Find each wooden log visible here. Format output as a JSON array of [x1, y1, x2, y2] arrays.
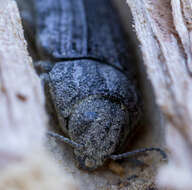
[[127, 0, 192, 189], [0, 1, 78, 189]]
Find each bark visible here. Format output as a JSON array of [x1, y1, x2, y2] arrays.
[[127, 0, 192, 189]]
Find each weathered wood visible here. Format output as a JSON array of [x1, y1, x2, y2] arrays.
[[127, 0, 192, 189], [0, 0, 46, 162]]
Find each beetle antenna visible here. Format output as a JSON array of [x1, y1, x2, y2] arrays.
[[47, 131, 83, 149], [110, 147, 167, 160]]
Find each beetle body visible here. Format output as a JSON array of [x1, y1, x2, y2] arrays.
[[34, 0, 141, 170]]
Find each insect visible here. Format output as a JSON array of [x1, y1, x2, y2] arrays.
[[33, 0, 166, 171]]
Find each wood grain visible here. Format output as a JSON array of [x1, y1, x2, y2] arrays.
[[127, 0, 192, 189], [0, 0, 47, 163]]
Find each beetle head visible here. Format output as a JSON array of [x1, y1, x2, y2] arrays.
[[68, 97, 129, 170]]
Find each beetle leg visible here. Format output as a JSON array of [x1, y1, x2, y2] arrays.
[[110, 148, 167, 161], [34, 61, 53, 74], [38, 73, 50, 91]]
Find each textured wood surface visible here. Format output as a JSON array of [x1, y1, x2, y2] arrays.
[[127, 0, 192, 189], [0, 0, 46, 162]]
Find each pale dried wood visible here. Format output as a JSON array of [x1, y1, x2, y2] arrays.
[[127, 0, 192, 189], [0, 0, 47, 162]]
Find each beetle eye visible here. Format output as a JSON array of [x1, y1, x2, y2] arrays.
[[85, 158, 95, 168]]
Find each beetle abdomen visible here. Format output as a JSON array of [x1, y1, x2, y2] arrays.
[[35, 0, 133, 70]]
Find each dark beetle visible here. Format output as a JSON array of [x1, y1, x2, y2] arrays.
[[33, 0, 166, 171]]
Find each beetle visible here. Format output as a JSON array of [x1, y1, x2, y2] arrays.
[[33, 0, 166, 171]]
